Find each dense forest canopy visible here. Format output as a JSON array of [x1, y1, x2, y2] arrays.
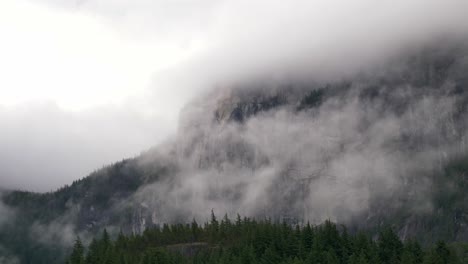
[[66, 213, 468, 264]]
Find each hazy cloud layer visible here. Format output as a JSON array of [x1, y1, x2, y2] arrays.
[[0, 103, 172, 191], [0, 198, 15, 228], [132, 86, 465, 225], [0, 247, 19, 264], [122, 38, 468, 225], [0, 198, 18, 263], [1, 0, 468, 191]]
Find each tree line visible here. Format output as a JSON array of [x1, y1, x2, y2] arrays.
[[67, 212, 467, 264]]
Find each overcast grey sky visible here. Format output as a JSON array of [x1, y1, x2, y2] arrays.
[[0, 0, 467, 191]]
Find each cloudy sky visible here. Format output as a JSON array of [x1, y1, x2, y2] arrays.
[[0, 0, 211, 191], [1, 0, 467, 191]]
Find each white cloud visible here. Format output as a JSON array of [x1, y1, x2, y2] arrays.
[[0, 0, 199, 111], [0, 0, 467, 191]]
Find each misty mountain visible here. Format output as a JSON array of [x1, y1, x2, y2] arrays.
[[2, 38, 468, 263]]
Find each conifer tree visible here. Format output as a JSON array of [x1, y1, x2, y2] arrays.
[[378, 227, 403, 263], [69, 237, 84, 264], [66, 214, 462, 264]]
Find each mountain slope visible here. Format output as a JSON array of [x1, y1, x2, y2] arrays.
[[2, 39, 468, 263]]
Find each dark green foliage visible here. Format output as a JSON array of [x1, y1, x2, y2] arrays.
[[0, 157, 173, 264], [68, 237, 84, 264], [423, 241, 460, 264], [68, 214, 464, 264], [378, 227, 403, 263]]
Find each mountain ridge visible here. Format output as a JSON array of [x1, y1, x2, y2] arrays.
[[2, 38, 468, 263]]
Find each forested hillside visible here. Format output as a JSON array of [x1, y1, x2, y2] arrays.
[[66, 213, 468, 264], [0, 157, 175, 263]]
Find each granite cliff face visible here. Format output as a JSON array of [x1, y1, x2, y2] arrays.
[[168, 39, 468, 238], [2, 39, 468, 263]]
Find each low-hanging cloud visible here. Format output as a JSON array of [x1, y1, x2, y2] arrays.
[[146, 0, 468, 97], [128, 51, 468, 225], [1, 0, 468, 193], [31, 0, 468, 100]]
